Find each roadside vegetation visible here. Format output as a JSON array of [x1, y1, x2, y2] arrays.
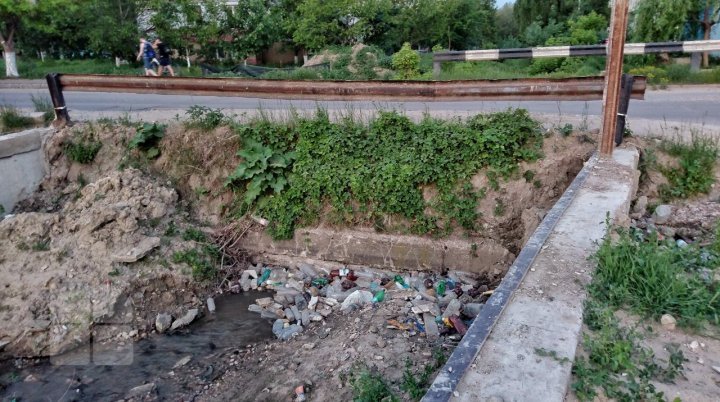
[[190, 106, 544, 240], [0, 105, 36, 134], [572, 136, 720, 401]]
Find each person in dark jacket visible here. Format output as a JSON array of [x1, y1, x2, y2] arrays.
[[153, 39, 175, 77], [136, 38, 158, 76]]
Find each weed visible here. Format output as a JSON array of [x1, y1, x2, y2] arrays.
[[185, 105, 226, 130], [165, 221, 178, 237], [558, 123, 574, 137], [31, 95, 54, 124], [194, 186, 210, 197], [172, 245, 219, 281], [523, 170, 536, 183], [349, 364, 397, 402], [658, 135, 718, 200], [493, 199, 506, 217], [183, 227, 207, 242], [65, 126, 102, 164], [225, 139, 297, 205], [0, 105, 35, 133], [470, 243, 478, 258], [129, 122, 166, 158], [16, 242, 29, 251], [400, 348, 447, 401], [533, 179, 542, 188], [534, 347, 570, 364], [109, 267, 121, 276], [31, 239, 50, 251]]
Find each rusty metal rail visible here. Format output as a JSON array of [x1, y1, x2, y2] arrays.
[[54, 74, 646, 102]]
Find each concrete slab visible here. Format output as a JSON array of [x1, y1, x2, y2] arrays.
[[0, 128, 51, 214], [422, 147, 639, 402]]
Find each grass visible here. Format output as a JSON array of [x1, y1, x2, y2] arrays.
[[572, 224, 720, 400], [0, 57, 203, 79], [0, 105, 36, 134], [64, 125, 103, 164], [658, 135, 718, 201], [349, 365, 397, 402], [31, 95, 54, 124]]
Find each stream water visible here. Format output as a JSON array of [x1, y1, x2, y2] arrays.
[[1, 292, 273, 401]]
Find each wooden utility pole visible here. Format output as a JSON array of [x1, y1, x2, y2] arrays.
[[600, 0, 630, 155]]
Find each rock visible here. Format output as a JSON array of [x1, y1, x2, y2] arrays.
[[302, 343, 316, 350], [442, 299, 463, 319], [308, 296, 318, 311], [291, 305, 301, 322], [661, 314, 677, 331], [127, 383, 156, 397], [155, 313, 172, 334], [713, 366, 720, 374], [111, 236, 161, 263], [170, 308, 199, 331], [676, 239, 689, 248], [653, 205, 673, 224], [340, 290, 373, 311], [285, 308, 296, 322], [462, 303, 483, 318], [632, 196, 648, 216], [207, 297, 216, 313], [173, 355, 192, 369], [689, 340, 700, 352], [376, 338, 387, 348], [423, 313, 440, 339]]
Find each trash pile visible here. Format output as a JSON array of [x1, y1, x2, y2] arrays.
[[237, 263, 494, 341]]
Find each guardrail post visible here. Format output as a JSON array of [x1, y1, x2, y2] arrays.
[[433, 61, 441, 79], [600, 0, 630, 155], [614, 74, 634, 146], [691, 52, 701, 72], [45, 73, 70, 127]]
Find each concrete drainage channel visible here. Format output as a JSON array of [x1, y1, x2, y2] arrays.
[[0, 128, 52, 214]]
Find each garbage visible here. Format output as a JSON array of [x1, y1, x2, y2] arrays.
[[442, 299, 462, 319], [155, 313, 172, 333], [436, 280, 446, 297], [170, 309, 199, 331], [340, 290, 373, 311], [462, 303, 483, 318], [272, 319, 303, 340], [448, 315, 468, 336], [423, 313, 440, 339], [257, 268, 271, 286], [372, 289, 385, 303], [295, 384, 307, 402], [207, 297, 216, 313]]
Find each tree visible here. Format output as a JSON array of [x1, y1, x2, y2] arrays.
[[85, 0, 143, 61], [495, 3, 519, 47], [1, 0, 45, 77], [696, 0, 719, 67], [513, 0, 608, 34], [632, 0, 694, 42]]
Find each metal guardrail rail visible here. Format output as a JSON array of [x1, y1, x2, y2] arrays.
[[434, 39, 720, 62], [50, 73, 646, 102]]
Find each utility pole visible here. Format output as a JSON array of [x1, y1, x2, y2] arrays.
[[599, 0, 630, 155]]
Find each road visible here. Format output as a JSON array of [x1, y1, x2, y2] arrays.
[[2, 85, 719, 128]]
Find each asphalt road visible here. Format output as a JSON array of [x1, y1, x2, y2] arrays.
[[1, 85, 719, 126]]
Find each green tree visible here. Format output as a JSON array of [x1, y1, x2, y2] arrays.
[[632, 0, 694, 42], [222, 0, 285, 59], [495, 3, 519, 47], [513, 0, 608, 34], [1, 0, 51, 77], [84, 0, 143, 61]]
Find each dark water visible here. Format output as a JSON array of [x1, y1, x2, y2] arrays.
[[2, 292, 273, 401]]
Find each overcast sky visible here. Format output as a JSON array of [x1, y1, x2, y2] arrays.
[[497, 0, 514, 7]]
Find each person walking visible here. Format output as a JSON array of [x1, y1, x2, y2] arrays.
[[136, 38, 158, 76], [154, 38, 175, 77]]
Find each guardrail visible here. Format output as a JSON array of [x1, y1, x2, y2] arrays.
[[433, 39, 720, 75], [45, 73, 646, 145]]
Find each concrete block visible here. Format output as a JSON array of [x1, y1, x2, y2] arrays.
[[0, 127, 50, 159]]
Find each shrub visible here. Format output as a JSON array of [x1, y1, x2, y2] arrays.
[[659, 135, 718, 200], [392, 42, 420, 79], [628, 66, 669, 86], [185, 105, 227, 129], [129, 122, 166, 158], [226, 139, 296, 205]]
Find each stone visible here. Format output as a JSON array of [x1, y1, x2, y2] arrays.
[[423, 313, 440, 339], [661, 314, 677, 331], [653, 205, 673, 224], [285, 308, 296, 322], [632, 195, 648, 216], [291, 305, 301, 322], [462, 303, 483, 318], [111, 237, 161, 263], [376, 338, 387, 348], [173, 356, 192, 369], [713, 366, 720, 374], [127, 383, 156, 397], [302, 343, 316, 350], [442, 299, 463, 319], [308, 296, 318, 311], [170, 309, 199, 331], [155, 313, 172, 334]]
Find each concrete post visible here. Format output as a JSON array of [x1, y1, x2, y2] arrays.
[[433, 61, 441, 79], [691, 52, 701, 72]]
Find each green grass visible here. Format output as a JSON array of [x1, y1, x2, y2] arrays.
[[570, 224, 718, 400], [0, 57, 203, 79], [31, 95, 54, 124], [349, 365, 397, 402], [64, 125, 103, 164], [0, 105, 36, 133], [172, 245, 220, 281], [658, 135, 718, 201]]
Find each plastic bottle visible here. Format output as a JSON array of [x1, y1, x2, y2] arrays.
[[257, 268, 271, 286], [373, 289, 385, 303], [311, 278, 329, 287], [394, 275, 409, 289], [436, 280, 446, 297]]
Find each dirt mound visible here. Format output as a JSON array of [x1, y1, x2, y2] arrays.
[[0, 169, 200, 358]]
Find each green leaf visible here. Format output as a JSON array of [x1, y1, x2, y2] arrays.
[[270, 176, 287, 193], [146, 147, 160, 159]]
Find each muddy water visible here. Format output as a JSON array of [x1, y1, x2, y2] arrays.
[[2, 293, 273, 401]]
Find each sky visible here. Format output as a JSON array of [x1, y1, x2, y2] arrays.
[[497, 0, 514, 7]]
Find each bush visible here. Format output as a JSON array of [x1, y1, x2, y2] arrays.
[[391, 42, 420, 79], [129, 122, 166, 158], [628, 66, 669, 86], [185, 105, 227, 130]]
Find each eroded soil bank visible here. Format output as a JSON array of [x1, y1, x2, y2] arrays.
[[0, 113, 594, 400]]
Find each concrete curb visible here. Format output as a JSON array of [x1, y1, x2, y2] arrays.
[[422, 153, 598, 402], [0, 127, 51, 159], [433, 147, 639, 402], [0, 79, 46, 89]]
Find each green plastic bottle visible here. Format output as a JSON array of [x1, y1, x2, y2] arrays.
[[257, 268, 271, 285], [394, 275, 408, 289], [373, 289, 385, 303], [436, 280, 446, 297]]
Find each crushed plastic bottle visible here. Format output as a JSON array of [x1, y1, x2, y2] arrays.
[[311, 278, 329, 287], [394, 275, 409, 289], [372, 289, 385, 303]]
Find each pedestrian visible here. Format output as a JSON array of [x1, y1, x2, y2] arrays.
[[136, 38, 158, 76], [153, 38, 175, 77]]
